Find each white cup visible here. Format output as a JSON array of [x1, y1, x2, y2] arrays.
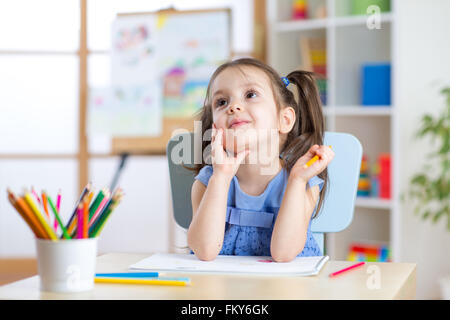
[[35, 238, 98, 293]]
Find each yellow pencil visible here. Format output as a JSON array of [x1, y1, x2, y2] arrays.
[[24, 192, 58, 241], [304, 145, 332, 169], [94, 277, 190, 287]]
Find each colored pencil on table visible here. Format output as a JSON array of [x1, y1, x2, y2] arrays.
[[95, 272, 159, 278], [24, 192, 58, 241], [65, 182, 91, 239], [54, 190, 61, 232], [94, 277, 190, 287], [76, 204, 84, 239], [329, 262, 365, 278], [46, 192, 71, 239], [7, 189, 44, 238]]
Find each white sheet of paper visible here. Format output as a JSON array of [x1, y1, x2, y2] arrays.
[[129, 253, 329, 276]]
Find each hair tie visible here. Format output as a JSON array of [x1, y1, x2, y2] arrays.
[[281, 77, 290, 87]]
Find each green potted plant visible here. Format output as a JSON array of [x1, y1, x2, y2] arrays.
[[406, 87, 449, 299]]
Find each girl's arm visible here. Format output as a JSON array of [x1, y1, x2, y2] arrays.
[[187, 174, 232, 261], [271, 144, 334, 262], [187, 127, 248, 261], [271, 180, 320, 262]]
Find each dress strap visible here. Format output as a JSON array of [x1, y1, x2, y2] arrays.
[[226, 206, 274, 229]]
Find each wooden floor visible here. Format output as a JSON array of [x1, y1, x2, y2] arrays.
[[0, 259, 37, 286]]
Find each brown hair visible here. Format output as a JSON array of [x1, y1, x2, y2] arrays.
[[191, 58, 328, 218]]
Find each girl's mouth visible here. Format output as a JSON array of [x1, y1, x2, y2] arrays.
[[230, 121, 250, 129]]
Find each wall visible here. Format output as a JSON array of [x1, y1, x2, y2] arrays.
[[397, 0, 450, 299]]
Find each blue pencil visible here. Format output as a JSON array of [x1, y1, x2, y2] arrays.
[[95, 272, 159, 278]]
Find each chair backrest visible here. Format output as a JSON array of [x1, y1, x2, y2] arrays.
[[167, 131, 362, 254]]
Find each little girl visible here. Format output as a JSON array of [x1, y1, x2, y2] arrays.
[[187, 58, 334, 262]]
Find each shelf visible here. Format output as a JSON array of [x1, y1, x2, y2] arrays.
[[355, 197, 392, 210], [273, 13, 392, 33], [333, 13, 393, 27], [275, 18, 328, 32], [323, 106, 392, 116]]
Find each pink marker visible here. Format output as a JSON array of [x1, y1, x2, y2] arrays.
[[77, 205, 83, 239], [54, 190, 61, 232], [31, 187, 41, 205]]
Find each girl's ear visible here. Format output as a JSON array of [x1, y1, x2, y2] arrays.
[[278, 106, 296, 134]]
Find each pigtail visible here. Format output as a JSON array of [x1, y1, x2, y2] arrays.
[[281, 70, 328, 219]]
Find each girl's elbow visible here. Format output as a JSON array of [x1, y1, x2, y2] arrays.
[[271, 251, 297, 263], [192, 248, 218, 261]]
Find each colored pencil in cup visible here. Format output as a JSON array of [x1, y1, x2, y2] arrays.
[[88, 190, 110, 228], [76, 203, 84, 239], [24, 192, 58, 241], [54, 190, 61, 232], [7, 189, 45, 238], [89, 189, 123, 238], [83, 198, 88, 238], [31, 186, 41, 206], [46, 192, 71, 240], [89, 189, 107, 220], [64, 182, 91, 239], [329, 261, 365, 278], [304, 145, 332, 169], [41, 192, 50, 220]]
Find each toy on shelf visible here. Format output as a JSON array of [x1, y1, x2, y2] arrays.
[[299, 36, 327, 105], [292, 0, 308, 20], [361, 62, 391, 106], [370, 163, 380, 197], [347, 242, 391, 262], [357, 155, 371, 197], [378, 153, 391, 199]]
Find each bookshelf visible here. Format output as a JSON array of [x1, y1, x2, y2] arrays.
[[267, 0, 399, 261]]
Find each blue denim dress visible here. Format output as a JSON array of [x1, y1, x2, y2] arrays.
[[194, 165, 324, 257]]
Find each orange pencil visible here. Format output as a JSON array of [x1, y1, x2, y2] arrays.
[[12, 194, 49, 239], [7, 190, 43, 238], [41, 192, 50, 220], [83, 198, 88, 238]]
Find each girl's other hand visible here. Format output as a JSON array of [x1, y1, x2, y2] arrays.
[[290, 145, 334, 183], [211, 124, 249, 180]]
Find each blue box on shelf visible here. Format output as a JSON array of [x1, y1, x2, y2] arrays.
[[361, 63, 391, 106]]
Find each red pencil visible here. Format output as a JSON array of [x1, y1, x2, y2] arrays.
[[329, 262, 365, 277]]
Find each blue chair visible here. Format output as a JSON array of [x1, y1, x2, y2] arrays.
[[167, 131, 362, 254]]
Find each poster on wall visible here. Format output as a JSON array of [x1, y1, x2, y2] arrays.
[[87, 84, 162, 137], [88, 10, 229, 138]]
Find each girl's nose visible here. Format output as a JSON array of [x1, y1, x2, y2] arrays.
[[227, 103, 242, 114]]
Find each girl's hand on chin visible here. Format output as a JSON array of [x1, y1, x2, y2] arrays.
[[211, 125, 249, 180], [290, 144, 334, 183]]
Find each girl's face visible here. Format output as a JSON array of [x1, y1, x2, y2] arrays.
[[210, 66, 281, 155]]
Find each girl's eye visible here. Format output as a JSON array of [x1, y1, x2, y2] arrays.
[[215, 98, 227, 108], [246, 91, 257, 99]]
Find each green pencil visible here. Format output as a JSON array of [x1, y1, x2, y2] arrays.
[[46, 192, 71, 239], [89, 189, 107, 220], [89, 190, 123, 238]]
